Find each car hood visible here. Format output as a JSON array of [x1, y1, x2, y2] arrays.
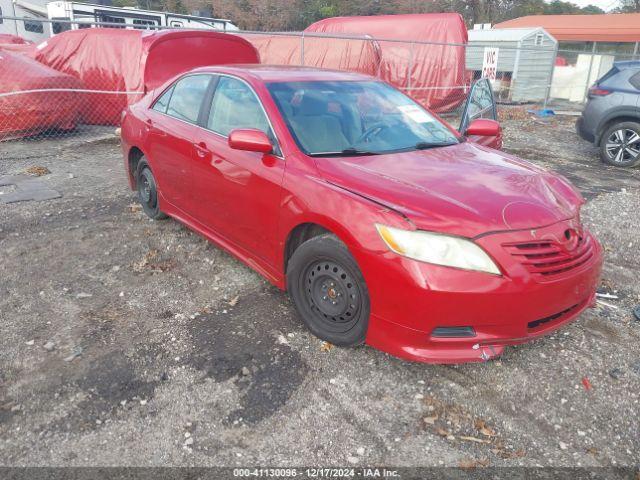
[[314, 142, 583, 238]]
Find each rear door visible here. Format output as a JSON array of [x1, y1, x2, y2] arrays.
[[191, 75, 285, 266], [459, 78, 501, 149], [146, 74, 212, 212]]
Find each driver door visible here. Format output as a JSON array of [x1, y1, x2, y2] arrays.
[[459, 78, 502, 149], [190, 75, 285, 267]]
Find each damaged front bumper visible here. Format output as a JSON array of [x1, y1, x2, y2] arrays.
[[363, 222, 604, 364]]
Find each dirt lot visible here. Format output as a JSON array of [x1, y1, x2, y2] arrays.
[[1, 115, 639, 469]]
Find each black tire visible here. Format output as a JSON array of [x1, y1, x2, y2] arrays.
[[286, 234, 370, 347], [600, 121, 640, 168], [136, 159, 168, 220]]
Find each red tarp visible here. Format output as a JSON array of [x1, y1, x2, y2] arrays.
[[0, 34, 35, 55], [0, 34, 31, 45], [305, 13, 468, 112], [0, 49, 83, 140], [237, 33, 380, 76], [32, 29, 259, 125]]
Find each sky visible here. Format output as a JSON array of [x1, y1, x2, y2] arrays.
[[569, 0, 620, 10]]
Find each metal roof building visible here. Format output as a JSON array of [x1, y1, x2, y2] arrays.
[[495, 13, 640, 43], [467, 27, 557, 102]]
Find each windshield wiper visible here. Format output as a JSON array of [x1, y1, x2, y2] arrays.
[[414, 141, 458, 150], [309, 148, 380, 157]]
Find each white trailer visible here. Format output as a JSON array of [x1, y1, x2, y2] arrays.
[[46, 1, 238, 35], [1, 0, 238, 43], [0, 0, 50, 43]]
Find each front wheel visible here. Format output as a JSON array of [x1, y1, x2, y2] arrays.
[[287, 234, 370, 347], [600, 121, 640, 167]]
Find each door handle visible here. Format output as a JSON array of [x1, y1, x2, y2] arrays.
[[194, 142, 209, 158]]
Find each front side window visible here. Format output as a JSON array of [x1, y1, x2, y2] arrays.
[[165, 75, 211, 123], [459, 78, 497, 133], [207, 77, 272, 137], [267, 81, 458, 156]]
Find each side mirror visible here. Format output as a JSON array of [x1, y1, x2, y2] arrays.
[[228, 129, 273, 154], [465, 118, 501, 137]]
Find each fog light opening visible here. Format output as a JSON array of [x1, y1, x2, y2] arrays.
[[431, 326, 476, 338]]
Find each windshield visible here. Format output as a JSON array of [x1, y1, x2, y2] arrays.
[[267, 81, 459, 157]]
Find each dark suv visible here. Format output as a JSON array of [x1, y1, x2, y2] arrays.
[[577, 61, 640, 167]]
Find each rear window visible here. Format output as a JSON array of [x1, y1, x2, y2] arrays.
[[630, 71, 640, 90], [597, 67, 619, 86]]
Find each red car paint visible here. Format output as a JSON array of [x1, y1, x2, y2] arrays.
[[121, 65, 603, 364]]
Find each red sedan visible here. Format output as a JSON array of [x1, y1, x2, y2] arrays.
[[121, 65, 603, 363]]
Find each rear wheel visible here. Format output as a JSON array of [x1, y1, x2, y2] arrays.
[[287, 234, 370, 347], [136, 159, 167, 220], [600, 121, 640, 167]]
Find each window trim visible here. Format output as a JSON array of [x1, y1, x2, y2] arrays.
[[151, 84, 175, 114], [152, 73, 212, 124], [149, 72, 283, 159], [202, 73, 283, 158]]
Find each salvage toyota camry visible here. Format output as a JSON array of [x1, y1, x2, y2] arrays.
[[121, 65, 603, 363]]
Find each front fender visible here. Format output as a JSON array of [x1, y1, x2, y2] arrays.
[[276, 175, 412, 287]]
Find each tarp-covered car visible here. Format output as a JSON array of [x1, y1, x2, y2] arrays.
[[305, 13, 468, 112], [0, 49, 82, 140], [32, 29, 260, 125], [237, 33, 381, 76]]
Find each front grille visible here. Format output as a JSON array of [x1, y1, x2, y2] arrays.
[[527, 304, 578, 331], [503, 233, 594, 278]]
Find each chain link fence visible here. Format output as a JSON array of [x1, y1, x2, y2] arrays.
[[547, 47, 639, 111], [1, 15, 638, 142]]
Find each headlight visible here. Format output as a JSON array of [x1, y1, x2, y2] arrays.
[[375, 224, 501, 275]]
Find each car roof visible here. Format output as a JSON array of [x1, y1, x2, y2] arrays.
[[188, 64, 375, 83]]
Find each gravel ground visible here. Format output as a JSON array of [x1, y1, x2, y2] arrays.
[[0, 116, 639, 469]]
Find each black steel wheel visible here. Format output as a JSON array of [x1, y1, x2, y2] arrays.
[[287, 233, 369, 346], [600, 121, 640, 168], [136, 159, 167, 220]]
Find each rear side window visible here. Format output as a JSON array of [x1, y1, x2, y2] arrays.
[[630, 71, 640, 90], [597, 67, 619, 85], [165, 75, 211, 123], [152, 86, 174, 113]]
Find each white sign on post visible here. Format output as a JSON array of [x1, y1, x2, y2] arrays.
[[481, 47, 499, 81]]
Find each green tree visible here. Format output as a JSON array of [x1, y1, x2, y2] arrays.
[[615, 0, 640, 11], [580, 4, 605, 13]]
